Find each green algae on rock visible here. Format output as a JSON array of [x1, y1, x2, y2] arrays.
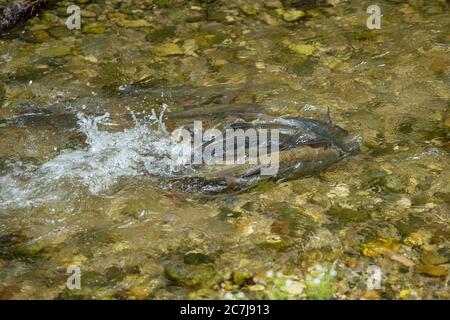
[[165, 262, 221, 288]]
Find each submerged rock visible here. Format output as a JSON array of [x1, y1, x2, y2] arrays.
[[152, 43, 184, 57], [38, 44, 73, 58], [165, 262, 221, 288], [82, 22, 106, 34], [415, 265, 448, 277], [48, 26, 71, 38], [21, 29, 49, 43], [421, 250, 448, 265], [281, 9, 306, 22], [184, 252, 214, 265]]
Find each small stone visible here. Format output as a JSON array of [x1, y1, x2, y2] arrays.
[[185, 12, 205, 23], [328, 206, 368, 222], [260, 12, 278, 26], [232, 270, 253, 286], [383, 175, 406, 193], [421, 251, 448, 265], [344, 256, 358, 268], [81, 10, 97, 18], [270, 220, 289, 235], [255, 62, 266, 69], [444, 117, 450, 129], [22, 29, 49, 43], [362, 290, 380, 300], [209, 58, 229, 68], [396, 198, 411, 208], [387, 252, 415, 267], [112, 241, 130, 252], [145, 26, 176, 43], [282, 40, 316, 56], [184, 252, 214, 265], [265, 0, 283, 9], [128, 285, 148, 299], [165, 262, 220, 288], [284, 280, 305, 295], [62, 255, 87, 268], [415, 264, 448, 277], [183, 39, 198, 56], [399, 289, 411, 299], [282, 9, 306, 22], [403, 231, 432, 247], [83, 55, 98, 63], [259, 235, 293, 249], [240, 5, 258, 16], [82, 22, 106, 34], [116, 19, 150, 28], [248, 284, 265, 291], [361, 238, 399, 257], [39, 45, 72, 58], [48, 26, 71, 38], [327, 184, 350, 198], [153, 43, 184, 57]]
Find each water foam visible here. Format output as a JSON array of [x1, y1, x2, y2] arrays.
[[0, 108, 191, 209]]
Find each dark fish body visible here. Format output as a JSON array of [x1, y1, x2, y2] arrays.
[[167, 103, 262, 120], [0, 0, 48, 33], [169, 114, 362, 193]]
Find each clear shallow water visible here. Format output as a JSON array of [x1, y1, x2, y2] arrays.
[[0, 0, 449, 299]]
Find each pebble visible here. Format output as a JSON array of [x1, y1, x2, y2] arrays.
[[281, 9, 306, 22], [116, 19, 151, 28], [82, 22, 106, 34], [282, 40, 316, 56], [153, 43, 184, 57], [415, 264, 448, 277], [283, 280, 305, 295]]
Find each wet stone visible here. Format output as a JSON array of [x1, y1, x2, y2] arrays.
[[232, 270, 253, 287], [420, 251, 448, 265], [281, 9, 306, 22], [145, 26, 176, 43], [115, 19, 150, 28], [415, 265, 448, 277], [104, 266, 127, 282], [77, 271, 110, 288], [360, 238, 399, 257], [48, 26, 71, 38], [383, 175, 407, 193], [328, 206, 369, 222], [265, 0, 283, 9], [82, 22, 107, 34], [152, 43, 184, 57], [259, 235, 293, 250], [183, 252, 214, 265], [240, 5, 259, 16], [206, 5, 227, 22], [39, 45, 73, 58], [164, 262, 221, 288], [21, 29, 50, 43]]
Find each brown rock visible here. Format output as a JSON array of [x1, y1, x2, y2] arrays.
[[415, 264, 448, 277]]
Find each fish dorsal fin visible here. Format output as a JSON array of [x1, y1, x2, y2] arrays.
[[324, 107, 332, 124]]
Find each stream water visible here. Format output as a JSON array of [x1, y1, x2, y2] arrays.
[[0, 0, 449, 299]]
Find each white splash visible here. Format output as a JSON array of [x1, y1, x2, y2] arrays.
[[0, 108, 191, 209]]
